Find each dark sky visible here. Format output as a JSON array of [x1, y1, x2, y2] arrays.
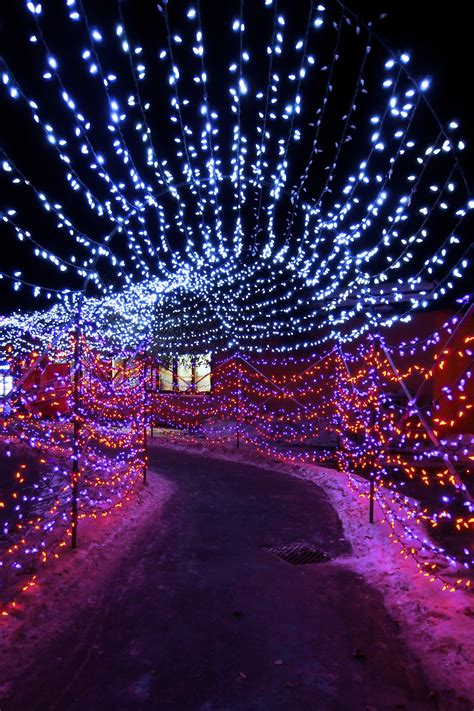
[[0, 0, 472, 314], [351, 0, 471, 162]]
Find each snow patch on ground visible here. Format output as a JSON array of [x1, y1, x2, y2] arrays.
[[0, 471, 175, 700], [149, 434, 474, 708]]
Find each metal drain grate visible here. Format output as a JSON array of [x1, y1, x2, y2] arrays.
[[263, 542, 331, 566]]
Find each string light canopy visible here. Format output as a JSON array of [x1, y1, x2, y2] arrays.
[[0, 0, 472, 352], [2, 2, 474, 615]]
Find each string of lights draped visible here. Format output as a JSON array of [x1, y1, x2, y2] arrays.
[[1, 301, 472, 614], [1, 0, 473, 612], [147, 301, 473, 592], [0, 0, 471, 351], [0, 301, 153, 615]]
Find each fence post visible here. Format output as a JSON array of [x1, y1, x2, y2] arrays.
[[71, 309, 81, 549]]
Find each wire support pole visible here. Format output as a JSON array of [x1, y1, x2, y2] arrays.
[[369, 477, 375, 524], [338, 344, 378, 523], [71, 307, 81, 549], [143, 360, 148, 484], [236, 355, 241, 449]]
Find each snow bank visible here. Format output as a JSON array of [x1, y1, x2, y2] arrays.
[[0, 471, 175, 699]]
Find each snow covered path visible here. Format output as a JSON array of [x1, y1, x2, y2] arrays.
[[2, 445, 441, 710]]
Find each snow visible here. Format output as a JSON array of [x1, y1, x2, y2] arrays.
[[148, 432, 474, 708], [0, 470, 175, 699]]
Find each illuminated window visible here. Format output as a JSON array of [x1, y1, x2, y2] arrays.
[[158, 354, 211, 393], [0, 363, 13, 398], [112, 357, 125, 382], [195, 353, 211, 393], [177, 355, 193, 392], [159, 359, 174, 391]]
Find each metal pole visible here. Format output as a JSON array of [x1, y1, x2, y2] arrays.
[[71, 310, 81, 549], [368, 367, 378, 526], [339, 344, 378, 523], [69, 223, 120, 549], [236, 355, 241, 449], [143, 361, 148, 484], [369, 477, 375, 523]]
